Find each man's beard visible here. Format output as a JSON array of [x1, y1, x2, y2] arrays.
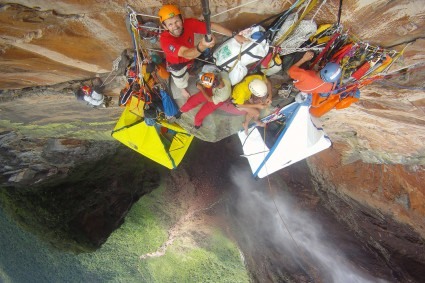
[[170, 27, 184, 37]]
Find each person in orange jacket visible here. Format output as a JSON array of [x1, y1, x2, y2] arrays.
[[288, 51, 360, 117], [288, 51, 341, 95]]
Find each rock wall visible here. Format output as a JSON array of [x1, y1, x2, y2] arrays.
[[306, 78, 425, 237], [0, 1, 130, 89], [1, 0, 424, 89], [309, 145, 425, 229], [1, 0, 425, 253]]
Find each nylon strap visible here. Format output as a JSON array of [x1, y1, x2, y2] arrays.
[[274, 0, 319, 47], [337, 0, 343, 25]]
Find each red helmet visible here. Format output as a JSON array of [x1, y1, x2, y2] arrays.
[[127, 68, 137, 78], [81, 86, 92, 95]]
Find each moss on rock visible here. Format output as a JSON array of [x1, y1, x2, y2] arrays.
[[0, 146, 161, 253]]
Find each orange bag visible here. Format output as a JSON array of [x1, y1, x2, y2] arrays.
[[309, 95, 340, 117], [335, 96, 359, 109], [156, 63, 170, 80], [311, 93, 329, 107]]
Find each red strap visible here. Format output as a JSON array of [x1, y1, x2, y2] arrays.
[[331, 43, 354, 63], [310, 32, 341, 69], [351, 61, 370, 80], [261, 52, 274, 68]]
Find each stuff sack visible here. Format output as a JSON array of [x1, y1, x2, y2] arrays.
[[228, 61, 248, 85], [213, 25, 269, 71], [271, 13, 298, 45], [159, 89, 179, 118]]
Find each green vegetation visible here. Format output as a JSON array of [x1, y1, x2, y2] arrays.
[[0, 208, 92, 283], [0, 163, 250, 282], [0, 147, 161, 253], [78, 188, 249, 282], [0, 119, 115, 140], [141, 232, 249, 283]]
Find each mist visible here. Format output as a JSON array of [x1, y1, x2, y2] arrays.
[[227, 166, 387, 283]]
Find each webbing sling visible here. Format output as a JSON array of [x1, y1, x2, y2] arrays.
[[309, 32, 340, 69]]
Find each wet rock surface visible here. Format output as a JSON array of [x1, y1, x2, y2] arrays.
[[0, 131, 117, 185], [0, 124, 424, 280], [177, 137, 425, 282]]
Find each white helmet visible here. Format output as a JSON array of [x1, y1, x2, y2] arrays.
[[248, 79, 267, 97]]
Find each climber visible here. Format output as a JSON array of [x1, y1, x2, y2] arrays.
[[288, 51, 362, 117], [288, 51, 342, 95], [288, 51, 346, 111], [158, 4, 247, 99], [176, 71, 232, 129], [75, 85, 107, 108], [231, 74, 273, 135]]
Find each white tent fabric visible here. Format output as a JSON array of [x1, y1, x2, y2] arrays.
[[238, 102, 332, 178]]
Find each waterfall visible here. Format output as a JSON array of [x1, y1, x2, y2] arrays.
[[229, 166, 388, 283]]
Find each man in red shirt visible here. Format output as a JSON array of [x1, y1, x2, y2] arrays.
[[158, 4, 246, 99]]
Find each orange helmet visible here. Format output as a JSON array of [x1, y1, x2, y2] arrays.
[[158, 5, 181, 23], [82, 85, 92, 95], [200, 73, 219, 88]]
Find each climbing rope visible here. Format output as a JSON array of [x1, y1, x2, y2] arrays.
[[210, 0, 260, 18], [99, 55, 121, 87], [337, 0, 343, 25], [261, 126, 321, 282], [127, 4, 159, 19], [273, 0, 319, 46], [310, 0, 328, 22], [376, 80, 425, 91], [384, 62, 425, 76]]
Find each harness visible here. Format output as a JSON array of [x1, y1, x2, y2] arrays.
[[167, 61, 193, 78]]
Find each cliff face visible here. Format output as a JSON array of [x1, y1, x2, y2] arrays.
[[0, 0, 425, 253], [307, 80, 425, 238], [1, 0, 424, 89]]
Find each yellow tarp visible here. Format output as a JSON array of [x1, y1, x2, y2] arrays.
[[112, 96, 194, 169]]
